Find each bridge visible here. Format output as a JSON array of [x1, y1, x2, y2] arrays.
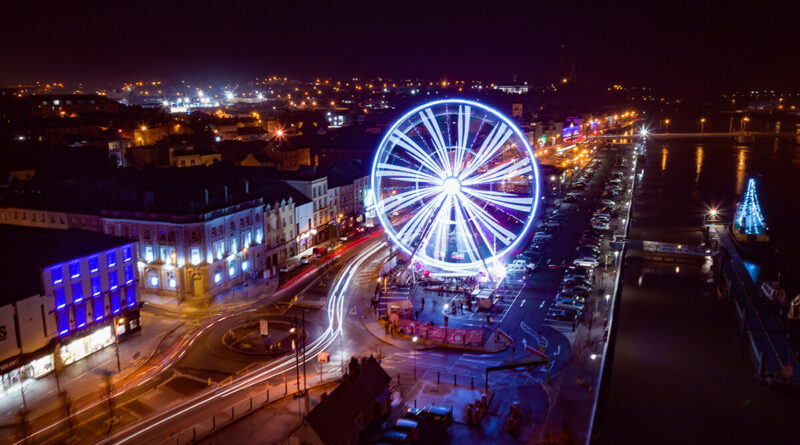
[[591, 132, 799, 141]]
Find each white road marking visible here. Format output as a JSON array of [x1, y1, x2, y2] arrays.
[[554, 345, 561, 356], [520, 299, 526, 307], [539, 300, 546, 309]]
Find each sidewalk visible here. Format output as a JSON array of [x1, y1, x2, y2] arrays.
[[142, 276, 279, 317], [0, 310, 188, 438], [360, 311, 510, 353]]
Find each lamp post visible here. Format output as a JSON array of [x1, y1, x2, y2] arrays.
[[664, 119, 670, 133], [113, 316, 124, 373], [412, 336, 418, 380], [700, 118, 706, 134]]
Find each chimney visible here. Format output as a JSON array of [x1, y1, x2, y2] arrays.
[[204, 189, 209, 205], [224, 185, 229, 202]]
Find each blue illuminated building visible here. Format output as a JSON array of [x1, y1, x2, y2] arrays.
[[0, 227, 141, 393]]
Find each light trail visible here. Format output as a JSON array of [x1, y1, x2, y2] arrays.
[[17, 231, 384, 445], [104, 240, 387, 444]]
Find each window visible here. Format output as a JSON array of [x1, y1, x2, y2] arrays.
[[243, 231, 252, 248], [212, 228, 217, 237], [144, 245, 154, 263], [71, 282, 83, 303], [242, 260, 249, 272], [124, 265, 134, 284], [191, 248, 201, 265], [214, 240, 225, 260], [231, 238, 237, 252], [93, 298, 105, 321], [214, 267, 222, 284], [51, 266, 63, 285], [123, 246, 132, 262], [54, 287, 66, 309], [57, 311, 69, 336], [75, 304, 87, 329], [91, 276, 101, 296], [148, 271, 159, 288], [167, 273, 176, 289], [127, 286, 136, 307], [255, 228, 263, 244], [228, 261, 237, 277], [111, 291, 121, 314], [89, 256, 99, 273], [109, 270, 118, 290], [69, 261, 80, 279], [230, 221, 235, 231], [107, 251, 116, 268]]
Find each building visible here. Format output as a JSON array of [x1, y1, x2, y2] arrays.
[[285, 356, 391, 445], [25, 94, 120, 118], [262, 183, 299, 274], [100, 170, 267, 301], [0, 227, 140, 396]]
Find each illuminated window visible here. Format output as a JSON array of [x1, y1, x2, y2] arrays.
[[51, 266, 63, 285], [75, 304, 86, 329], [93, 298, 104, 321], [107, 251, 116, 268], [111, 291, 121, 314], [91, 276, 102, 296], [123, 246, 132, 263], [144, 245, 154, 263], [124, 265, 134, 284], [242, 260, 249, 272], [127, 286, 136, 307], [109, 270, 118, 290], [54, 287, 66, 309], [71, 282, 83, 303], [89, 256, 99, 273], [191, 248, 201, 265], [57, 311, 69, 336], [148, 271, 159, 288], [69, 262, 80, 279], [229, 261, 237, 277], [214, 267, 222, 284]]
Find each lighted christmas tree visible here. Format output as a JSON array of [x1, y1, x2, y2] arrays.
[[734, 178, 767, 235]]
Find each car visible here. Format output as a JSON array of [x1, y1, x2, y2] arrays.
[[381, 430, 410, 445], [574, 257, 600, 267], [279, 264, 290, 273], [565, 271, 592, 281], [557, 292, 587, 304], [555, 298, 585, 310], [577, 248, 600, 257], [592, 222, 610, 229], [563, 282, 592, 293], [547, 309, 579, 322], [391, 418, 420, 440], [563, 196, 579, 203], [356, 226, 366, 233], [579, 238, 601, 246], [563, 277, 592, 287], [300, 255, 313, 264], [543, 221, 560, 228], [404, 405, 453, 428]]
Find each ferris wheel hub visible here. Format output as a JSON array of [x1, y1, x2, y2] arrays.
[[441, 176, 461, 195]]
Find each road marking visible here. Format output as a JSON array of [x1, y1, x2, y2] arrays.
[[520, 299, 526, 307], [554, 345, 561, 356], [539, 300, 545, 309]]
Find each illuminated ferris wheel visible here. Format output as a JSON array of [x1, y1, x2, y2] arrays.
[[371, 99, 540, 273]]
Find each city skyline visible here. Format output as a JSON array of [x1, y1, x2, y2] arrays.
[[2, 1, 798, 94]]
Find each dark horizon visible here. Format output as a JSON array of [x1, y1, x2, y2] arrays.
[[2, 1, 799, 95]]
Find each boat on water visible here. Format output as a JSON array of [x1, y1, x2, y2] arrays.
[[760, 281, 788, 305], [729, 178, 770, 258]]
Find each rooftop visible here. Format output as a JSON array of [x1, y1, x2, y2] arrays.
[[0, 227, 134, 305]]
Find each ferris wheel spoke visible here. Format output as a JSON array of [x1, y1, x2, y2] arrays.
[[458, 193, 516, 245], [389, 129, 447, 179], [419, 108, 452, 176], [376, 163, 441, 184], [381, 186, 438, 214], [416, 195, 451, 258], [453, 105, 471, 175], [395, 193, 445, 243], [461, 187, 534, 213], [453, 196, 490, 261], [459, 123, 513, 180], [462, 157, 531, 186]]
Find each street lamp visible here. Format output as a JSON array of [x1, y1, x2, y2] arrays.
[[664, 119, 670, 133], [700, 118, 706, 134], [412, 336, 418, 380]]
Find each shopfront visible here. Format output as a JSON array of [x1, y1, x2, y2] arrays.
[[0, 350, 55, 394]]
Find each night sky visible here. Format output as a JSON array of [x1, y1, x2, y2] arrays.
[[1, 0, 798, 94]]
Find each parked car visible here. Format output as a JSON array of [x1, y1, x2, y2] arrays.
[[404, 405, 453, 428], [555, 298, 585, 311], [574, 257, 600, 267], [381, 430, 410, 445], [300, 255, 314, 264], [279, 264, 290, 272]]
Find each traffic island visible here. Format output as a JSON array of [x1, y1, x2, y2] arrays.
[[222, 319, 297, 356]]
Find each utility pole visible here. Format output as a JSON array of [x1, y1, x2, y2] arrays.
[[293, 316, 300, 392]]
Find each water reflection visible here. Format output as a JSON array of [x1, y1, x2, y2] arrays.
[[695, 146, 704, 182], [736, 146, 748, 194], [661, 147, 669, 171]]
